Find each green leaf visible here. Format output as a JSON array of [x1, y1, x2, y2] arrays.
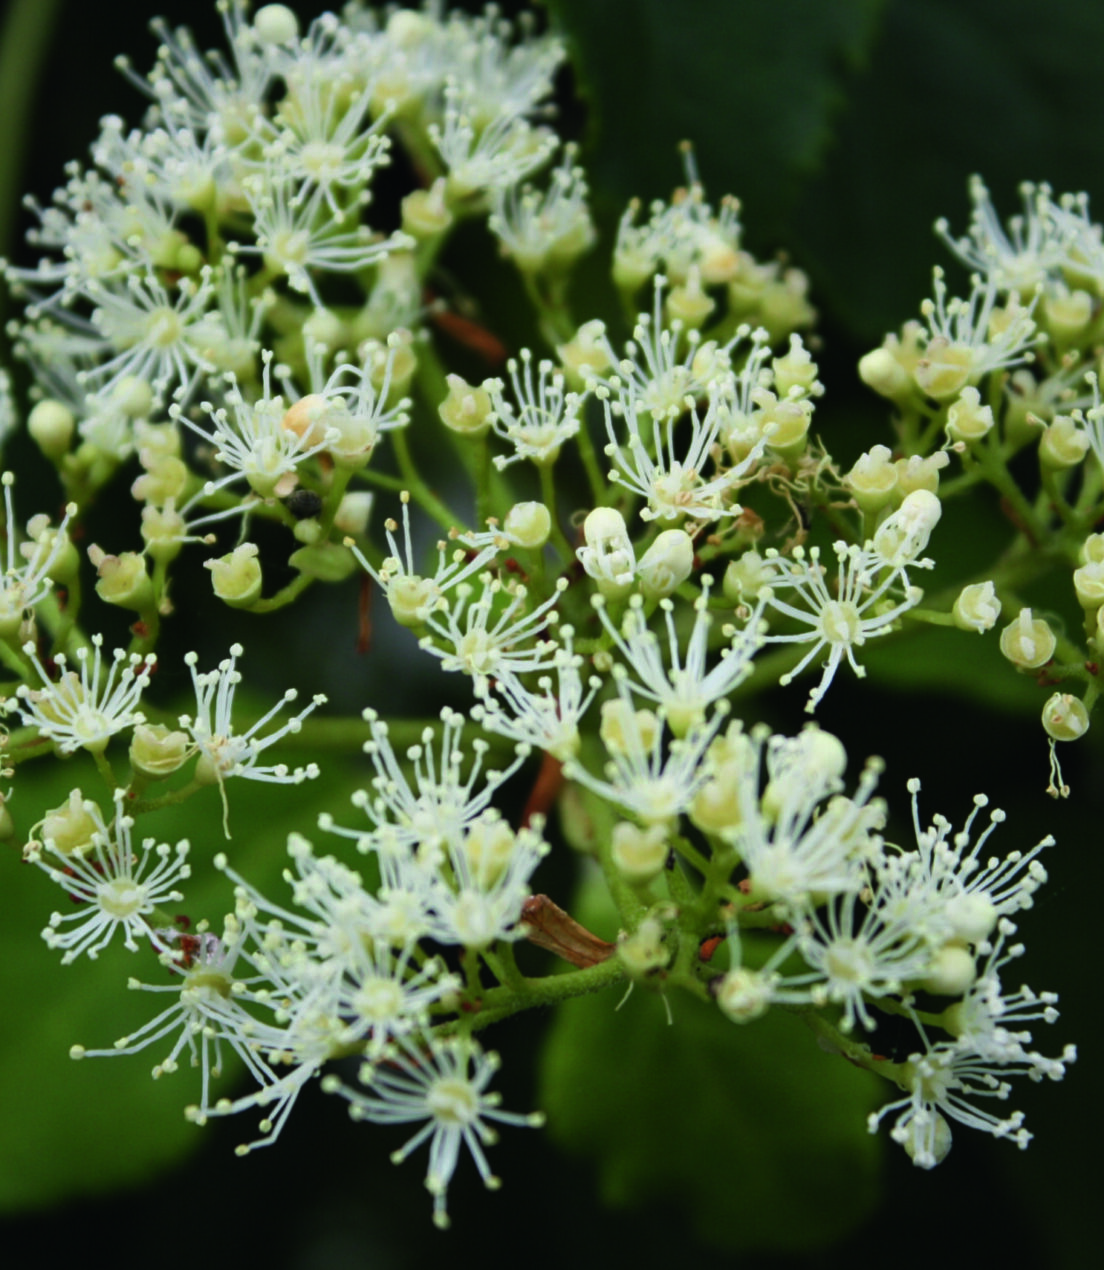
[[791, 0, 1104, 340], [536, 871, 883, 1254], [0, 750, 363, 1212], [544, 0, 886, 231]]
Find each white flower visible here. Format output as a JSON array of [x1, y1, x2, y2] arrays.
[[179, 644, 326, 827], [485, 348, 585, 468], [594, 581, 763, 735], [24, 790, 190, 963], [471, 626, 601, 761], [717, 725, 883, 909], [763, 540, 925, 712], [321, 707, 527, 872], [83, 265, 222, 406], [69, 918, 285, 1124], [346, 492, 500, 628], [935, 176, 1067, 295], [419, 575, 565, 679], [14, 635, 153, 754], [489, 145, 595, 272], [324, 1035, 544, 1229], [873, 780, 1053, 945], [576, 506, 636, 597], [564, 677, 726, 827], [0, 474, 75, 637]]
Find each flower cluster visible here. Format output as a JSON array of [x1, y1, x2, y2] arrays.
[[0, 0, 1090, 1237]]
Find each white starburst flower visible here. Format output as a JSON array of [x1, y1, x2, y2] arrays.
[[485, 348, 585, 469], [179, 643, 326, 801], [471, 626, 601, 761], [762, 540, 925, 712], [178, 350, 338, 505], [599, 276, 735, 421], [346, 492, 500, 629], [83, 265, 222, 406], [717, 724, 883, 910], [253, 63, 392, 220], [0, 474, 76, 638], [427, 811, 549, 950], [915, 267, 1039, 399], [594, 580, 764, 735], [935, 176, 1067, 295], [14, 635, 153, 755], [429, 80, 557, 201], [489, 145, 595, 273], [794, 888, 932, 1032], [868, 1027, 1074, 1169], [24, 789, 189, 963], [323, 1035, 544, 1230], [564, 677, 726, 827], [873, 780, 1054, 945], [71, 918, 285, 1123], [237, 167, 413, 305], [420, 574, 566, 679], [321, 707, 527, 872]]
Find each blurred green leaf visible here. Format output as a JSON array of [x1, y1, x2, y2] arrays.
[[537, 869, 883, 1254], [0, 748, 363, 1212], [544, 0, 886, 225]]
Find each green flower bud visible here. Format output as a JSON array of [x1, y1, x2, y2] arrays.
[[1042, 692, 1089, 742], [846, 445, 898, 512], [28, 400, 75, 461], [999, 608, 1056, 669], [953, 581, 1000, 633], [89, 545, 154, 612], [637, 529, 694, 599], [130, 723, 191, 778], [611, 821, 669, 884], [1039, 414, 1089, 469], [503, 501, 551, 550], [288, 541, 357, 583], [206, 543, 262, 608], [438, 374, 492, 436], [402, 179, 453, 239], [945, 385, 994, 443]]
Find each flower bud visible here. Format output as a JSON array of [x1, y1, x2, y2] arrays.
[[36, 789, 100, 856], [922, 945, 977, 996], [665, 267, 714, 329], [617, 916, 670, 978], [913, 338, 972, 400], [945, 386, 994, 444], [872, 489, 941, 566], [894, 451, 949, 499], [953, 581, 1000, 633], [1043, 285, 1093, 344], [1042, 692, 1089, 742], [558, 319, 612, 389], [999, 608, 1056, 669], [503, 501, 551, 549], [254, 4, 299, 43], [438, 374, 492, 436], [716, 966, 773, 1023], [288, 542, 357, 583], [723, 549, 775, 603], [130, 723, 191, 778], [206, 543, 262, 608], [1039, 414, 1089, 469], [334, 492, 374, 538], [88, 545, 154, 612], [131, 454, 189, 506], [858, 347, 910, 400], [27, 400, 75, 460], [942, 893, 997, 944], [1074, 560, 1104, 610], [611, 821, 669, 884], [140, 502, 187, 564], [600, 698, 659, 758], [402, 177, 453, 239], [1081, 533, 1104, 565], [846, 445, 898, 512], [637, 529, 694, 599], [772, 334, 820, 399], [577, 507, 635, 599]]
